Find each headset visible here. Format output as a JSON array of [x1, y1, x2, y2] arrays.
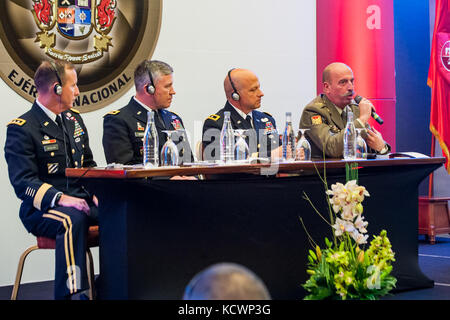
[[228, 68, 240, 101], [50, 61, 63, 96], [145, 61, 156, 94]]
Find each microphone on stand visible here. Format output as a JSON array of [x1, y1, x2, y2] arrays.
[[354, 95, 384, 125]]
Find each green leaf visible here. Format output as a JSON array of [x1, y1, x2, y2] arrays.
[[309, 250, 317, 261]]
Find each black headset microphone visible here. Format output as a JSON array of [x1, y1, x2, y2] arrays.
[[145, 61, 156, 94], [228, 68, 240, 101], [354, 95, 384, 125]]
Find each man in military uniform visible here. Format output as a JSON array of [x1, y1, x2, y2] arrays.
[[202, 68, 281, 161], [4, 61, 98, 299], [299, 62, 390, 158], [103, 60, 193, 165]]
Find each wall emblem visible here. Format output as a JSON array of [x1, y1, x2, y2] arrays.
[[0, 0, 162, 112], [32, 0, 116, 63]]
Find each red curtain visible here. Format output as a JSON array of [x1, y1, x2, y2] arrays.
[[316, 0, 396, 150], [428, 0, 450, 173]]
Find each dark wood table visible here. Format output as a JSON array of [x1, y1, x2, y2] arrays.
[[67, 157, 445, 299]]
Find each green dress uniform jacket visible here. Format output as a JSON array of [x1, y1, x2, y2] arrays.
[[299, 94, 390, 159]]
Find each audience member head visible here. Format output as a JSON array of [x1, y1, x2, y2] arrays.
[[322, 62, 355, 109], [224, 68, 264, 115], [183, 262, 271, 300], [134, 59, 175, 109], [34, 60, 79, 113]]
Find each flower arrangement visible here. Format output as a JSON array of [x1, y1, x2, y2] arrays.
[[301, 163, 397, 300]]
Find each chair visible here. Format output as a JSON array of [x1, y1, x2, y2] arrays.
[[11, 225, 99, 300], [419, 197, 450, 244]]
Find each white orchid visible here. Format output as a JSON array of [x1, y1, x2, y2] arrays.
[[327, 180, 370, 216], [345, 180, 370, 202], [354, 215, 368, 234], [341, 205, 356, 221], [332, 218, 355, 237], [350, 229, 369, 245]]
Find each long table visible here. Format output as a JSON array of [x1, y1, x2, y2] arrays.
[[67, 157, 445, 299]]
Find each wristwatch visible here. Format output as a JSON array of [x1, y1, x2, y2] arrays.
[[55, 192, 63, 206]]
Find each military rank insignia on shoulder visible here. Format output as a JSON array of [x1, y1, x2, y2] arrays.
[[7, 118, 26, 127], [311, 115, 323, 125], [263, 111, 273, 118], [70, 108, 80, 114], [207, 114, 220, 121], [170, 111, 181, 119], [313, 101, 326, 109], [104, 110, 120, 117]]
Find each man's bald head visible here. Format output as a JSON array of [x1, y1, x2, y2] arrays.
[[322, 62, 353, 84], [223, 68, 264, 114], [322, 62, 355, 108], [224, 69, 256, 97]]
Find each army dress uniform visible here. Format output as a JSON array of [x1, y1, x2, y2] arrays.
[[202, 101, 279, 161], [299, 94, 390, 159], [4, 102, 97, 299], [103, 97, 193, 165]]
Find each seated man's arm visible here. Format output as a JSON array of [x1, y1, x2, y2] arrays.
[[202, 116, 222, 161], [5, 124, 63, 213]]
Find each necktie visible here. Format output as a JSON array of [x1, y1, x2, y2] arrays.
[[55, 115, 68, 136], [155, 110, 166, 129], [55, 115, 63, 128], [56, 115, 72, 166], [341, 108, 347, 124], [245, 115, 253, 128]]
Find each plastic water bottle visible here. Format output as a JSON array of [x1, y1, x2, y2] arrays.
[[220, 111, 234, 163], [343, 109, 356, 160], [143, 110, 159, 167], [282, 112, 295, 160]]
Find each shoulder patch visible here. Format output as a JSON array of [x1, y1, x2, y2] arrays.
[[7, 118, 26, 127], [70, 108, 80, 114], [104, 110, 120, 117], [263, 111, 273, 118], [207, 114, 220, 121], [311, 115, 323, 125]]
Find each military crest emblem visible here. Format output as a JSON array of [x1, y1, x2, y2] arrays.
[[32, 0, 117, 63], [0, 0, 162, 112], [440, 40, 450, 72]]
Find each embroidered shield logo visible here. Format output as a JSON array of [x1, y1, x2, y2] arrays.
[[32, 0, 116, 63], [0, 1, 162, 112]]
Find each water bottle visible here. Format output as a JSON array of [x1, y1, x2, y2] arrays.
[[282, 112, 295, 160], [220, 111, 234, 163], [343, 108, 356, 160], [143, 110, 159, 167]]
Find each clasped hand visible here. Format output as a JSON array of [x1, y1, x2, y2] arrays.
[[58, 194, 98, 215]]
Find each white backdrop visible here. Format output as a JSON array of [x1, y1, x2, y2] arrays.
[[0, 1, 316, 286]]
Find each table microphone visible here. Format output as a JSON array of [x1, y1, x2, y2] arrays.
[[354, 95, 384, 125]]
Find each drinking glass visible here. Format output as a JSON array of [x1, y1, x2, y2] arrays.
[[160, 130, 180, 166], [234, 129, 250, 162], [356, 128, 367, 159], [295, 129, 311, 161]]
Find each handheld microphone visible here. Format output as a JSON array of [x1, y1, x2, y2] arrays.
[[354, 95, 384, 125]]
